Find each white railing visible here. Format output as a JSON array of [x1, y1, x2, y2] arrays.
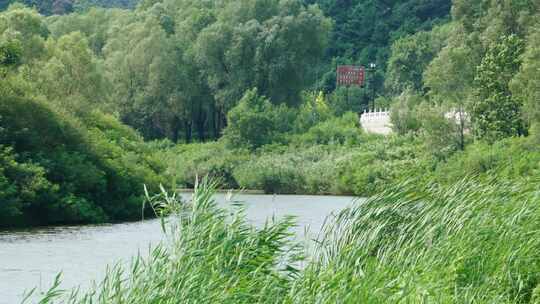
[[360, 109, 390, 121], [360, 109, 392, 135]]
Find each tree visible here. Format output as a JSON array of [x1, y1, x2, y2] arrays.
[[417, 103, 463, 158], [304, 0, 452, 95], [104, 16, 181, 140], [390, 89, 423, 135], [47, 8, 128, 55], [31, 31, 108, 112], [385, 24, 450, 95], [194, 0, 332, 110], [0, 37, 21, 74], [0, 4, 48, 64], [223, 89, 282, 150], [511, 25, 540, 143], [472, 34, 525, 142], [424, 24, 477, 150]]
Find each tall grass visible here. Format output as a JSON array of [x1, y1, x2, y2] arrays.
[[36, 177, 540, 303], [33, 179, 302, 303], [290, 178, 540, 303]]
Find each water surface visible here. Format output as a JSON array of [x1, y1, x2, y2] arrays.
[[0, 193, 355, 303]]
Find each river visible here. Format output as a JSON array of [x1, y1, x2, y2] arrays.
[[0, 193, 356, 303]]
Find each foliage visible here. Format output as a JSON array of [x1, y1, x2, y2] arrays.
[[31, 31, 108, 111], [416, 103, 467, 158], [0, 96, 165, 227], [223, 89, 294, 150], [472, 34, 526, 142], [389, 90, 423, 135], [158, 141, 249, 190], [292, 91, 332, 133], [423, 0, 539, 140], [512, 24, 540, 144], [306, 0, 451, 89], [233, 145, 350, 194], [327, 86, 367, 115], [337, 134, 422, 196], [0, 37, 21, 68], [385, 24, 450, 95], [101, 0, 331, 142], [1, 0, 136, 15], [300, 177, 540, 303], [290, 112, 362, 146], [1, 0, 540, 237]]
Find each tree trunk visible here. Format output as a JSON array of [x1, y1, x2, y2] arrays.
[[184, 120, 192, 143], [171, 116, 182, 143]]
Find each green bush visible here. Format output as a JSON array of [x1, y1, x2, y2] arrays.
[[0, 96, 165, 227], [337, 135, 423, 196], [290, 112, 363, 146], [389, 90, 423, 135], [433, 137, 540, 184], [0, 145, 58, 226], [233, 153, 306, 194], [161, 141, 249, 189], [223, 89, 296, 150], [293, 91, 333, 133], [233, 145, 355, 194]]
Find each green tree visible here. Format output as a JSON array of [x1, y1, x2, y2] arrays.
[[511, 26, 540, 143], [223, 89, 293, 150], [194, 0, 331, 109], [472, 34, 525, 142], [390, 89, 423, 135], [385, 24, 450, 95], [104, 16, 180, 140], [0, 4, 48, 64], [47, 8, 128, 55], [0, 37, 21, 76], [31, 31, 108, 112], [417, 103, 463, 158], [424, 24, 477, 150]]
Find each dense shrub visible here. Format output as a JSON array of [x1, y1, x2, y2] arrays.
[[432, 137, 540, 184], [0, 96, 165, 227], [390, 90, 423, 135], [290, 112, 363, 146], [233, 145, 357, 195], [160, 142, 249, 189], [223, 89, 296, 150], [337, 135, 423, 196]]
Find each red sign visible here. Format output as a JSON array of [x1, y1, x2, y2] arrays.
[[336, 65, 365, 87]]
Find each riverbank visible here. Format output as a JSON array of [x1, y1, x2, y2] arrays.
[[177, 188, 357, 196], [158, 135, 540, 198], [178, 188, 265, 194]]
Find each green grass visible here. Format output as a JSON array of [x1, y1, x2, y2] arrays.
[[33, 175, 540, 303]]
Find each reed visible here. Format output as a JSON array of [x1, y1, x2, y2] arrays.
[[35, 176, 540, 303]]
